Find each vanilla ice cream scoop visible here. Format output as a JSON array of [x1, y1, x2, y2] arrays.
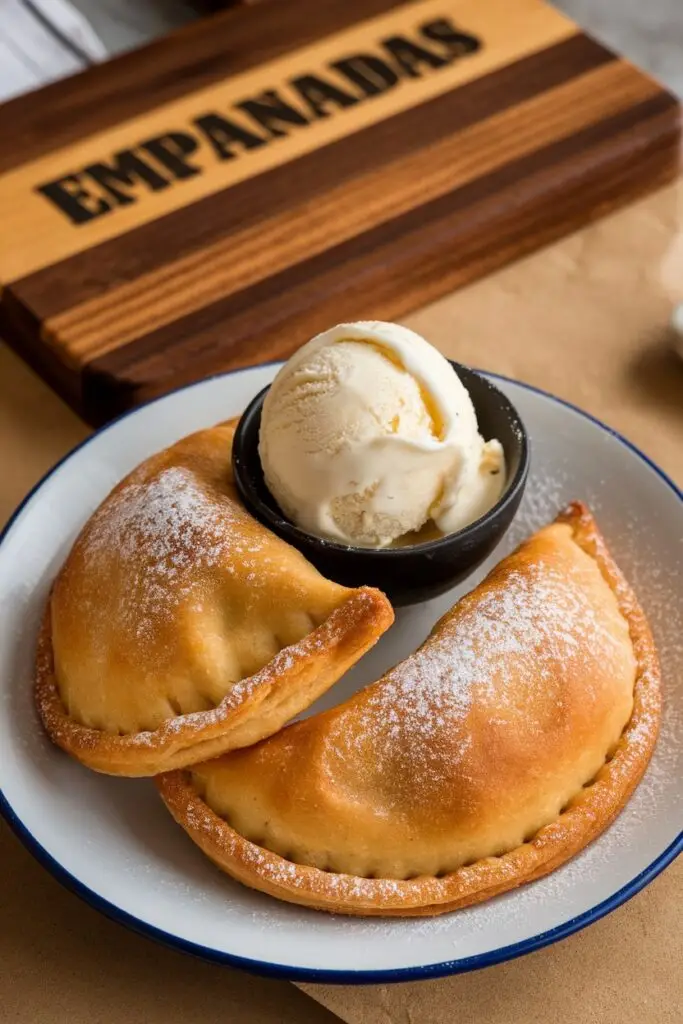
[[259, 322, 506, 548]]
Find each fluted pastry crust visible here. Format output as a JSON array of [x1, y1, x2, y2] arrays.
[[35, 421, 393, 776], [158, 503, 660, 916]]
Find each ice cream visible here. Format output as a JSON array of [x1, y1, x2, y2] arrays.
[[258, 322, 506, 548]]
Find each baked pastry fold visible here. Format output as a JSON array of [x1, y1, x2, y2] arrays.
[[158, 503, 660, 916], [35, 422, 393, 776]]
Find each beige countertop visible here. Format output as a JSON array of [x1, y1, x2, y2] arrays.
[[300, 180, 683, 1023], [2, 0, 683, 1006], [0, 347, 337, 1024]]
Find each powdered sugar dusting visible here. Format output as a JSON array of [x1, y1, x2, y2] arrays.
[[8, 376, 683, 976], [369, 496, 682, 943], [344, 556, 628, 802], [182, 464, 682, 943], [125, 589, 380, 747], [80, 466, 264, 641], [184, 793, 405, 901], [505, 464, 572, 549]]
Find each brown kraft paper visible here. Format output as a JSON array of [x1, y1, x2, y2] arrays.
[[300, 180, 683, 1022], [0, 183, 681, 1023]]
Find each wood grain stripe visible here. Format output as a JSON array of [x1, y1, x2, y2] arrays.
[[0, 0, 678, 426], [90, 93, 679, 409], [0, 0, 576, 283], [13, 33, 611, 320], [44, 59, 658, 364], [0, 0, 413, 175]]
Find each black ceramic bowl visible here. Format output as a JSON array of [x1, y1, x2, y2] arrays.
[[232, 363, 529, 606]]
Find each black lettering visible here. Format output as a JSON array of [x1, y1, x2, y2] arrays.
[[194, 113, 266, 160], [236, 89, 309, 139], [290, 73, 359, 119], [35, 174, 111, 225], [331, 54, 399, 98], [382, 34, 448, 78], [142, 132, 201, 180], [420, 18, 481, 59], [84, 150, 169, 207]]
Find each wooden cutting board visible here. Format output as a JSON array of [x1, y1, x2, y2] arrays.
[[0, 0, 679, 425]]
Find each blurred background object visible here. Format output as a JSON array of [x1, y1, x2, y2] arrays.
[[0, 0, 107, 100], [0, 0, 194, 102], [561, 0, 683, 95], [671, 303, 683, 356], [1, 0, 682, 100]]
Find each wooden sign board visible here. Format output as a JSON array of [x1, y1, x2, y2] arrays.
[[0, 0, 679, 424]]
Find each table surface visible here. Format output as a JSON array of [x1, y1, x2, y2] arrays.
[[0, 342, 342, 1024], [2, 3, 682, 1023], [3, 181, 681, 1024], [300, 179, 683, 1022]]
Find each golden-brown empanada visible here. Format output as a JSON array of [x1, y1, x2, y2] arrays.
[[158, 503, 660, 916], [35, 422, 393, 776]]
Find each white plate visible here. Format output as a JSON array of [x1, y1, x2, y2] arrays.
[[1, 366, 681, 983]]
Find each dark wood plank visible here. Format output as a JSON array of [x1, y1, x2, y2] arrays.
[[85, 92, 679, 423], [11, 33, 611, 319], [0, 292, 84, 412], [0, 0, 679, 425], [38, 50, 649, 370], [0, 0, 409, 174]]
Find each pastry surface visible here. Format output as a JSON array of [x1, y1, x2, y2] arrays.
[[158, 503, 660, 915], [35, 421, 393, 776]]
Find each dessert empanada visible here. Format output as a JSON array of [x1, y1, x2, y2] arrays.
[[35, 422, 393, 776], [158, 503, 660, 916]]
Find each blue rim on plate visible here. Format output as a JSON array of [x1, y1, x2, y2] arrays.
[[1, 366, 681, 985]]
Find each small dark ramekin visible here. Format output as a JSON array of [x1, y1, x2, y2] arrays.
[[232, 363, 529, 606]]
